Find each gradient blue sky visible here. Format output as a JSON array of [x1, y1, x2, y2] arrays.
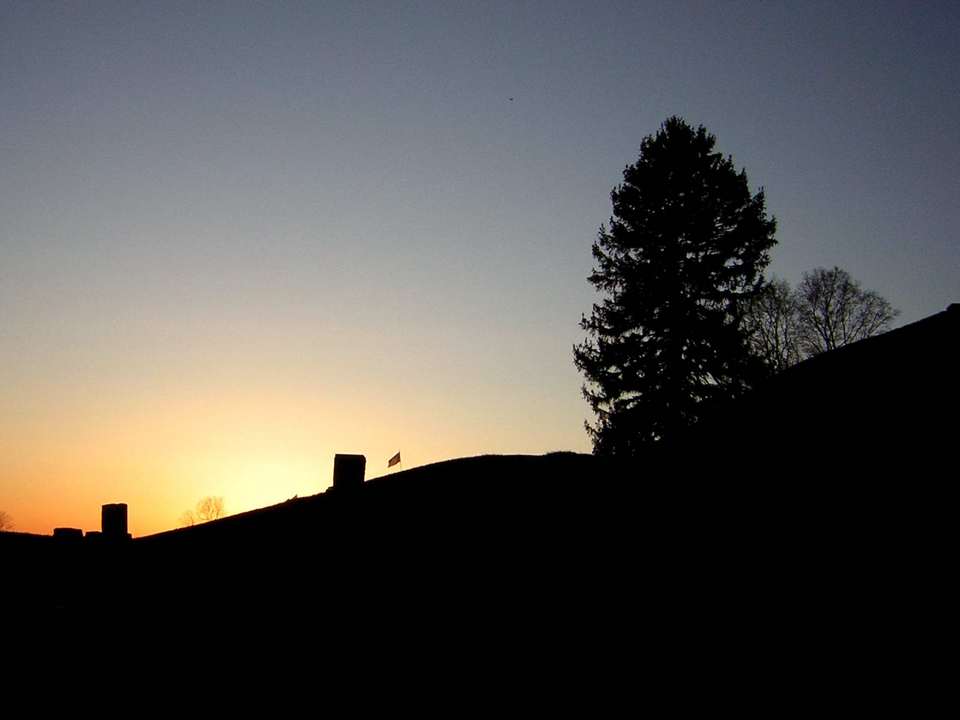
[[2, 1, 958, 533]]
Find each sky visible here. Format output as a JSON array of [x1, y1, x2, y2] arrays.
[[2, 1, 958, 535]]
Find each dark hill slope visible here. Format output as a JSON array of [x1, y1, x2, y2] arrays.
[[686, 303, 958, 474], [124, 450, 787, 665], [131, 453, 649, 615], [665, 303, 956, 573]]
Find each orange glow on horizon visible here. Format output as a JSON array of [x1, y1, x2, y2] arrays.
[[1, 376, 589, 536]]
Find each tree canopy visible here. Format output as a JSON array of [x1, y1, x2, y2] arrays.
[[574, 116, 776, 454]]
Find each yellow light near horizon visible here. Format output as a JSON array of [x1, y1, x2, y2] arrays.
[[168, 450, 335, 522], [1, 345, 590, 536]]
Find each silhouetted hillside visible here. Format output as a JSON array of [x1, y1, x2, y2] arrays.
[[132, 452, 649, 622], [4, 309, 953, 690], [5, 453, 648, 617], [687, 302, 958, 467]]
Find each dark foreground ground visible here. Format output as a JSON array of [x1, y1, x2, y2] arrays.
[[3, 307, 954, 699], [3, 448, 947, 689]]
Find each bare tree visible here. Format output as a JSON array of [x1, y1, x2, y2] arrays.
[[0, 511, 13, 531], [795, 267, 899, 356], [196, 496, 224, 522], [746, 267, 898, 373], [742, 277, 803, 375], [179, 496, 225, 527]]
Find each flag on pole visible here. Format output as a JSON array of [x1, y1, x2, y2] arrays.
[[388, 451, 401, 468]]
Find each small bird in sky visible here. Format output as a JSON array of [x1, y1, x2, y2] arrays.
[[509, 97, 514, 101]]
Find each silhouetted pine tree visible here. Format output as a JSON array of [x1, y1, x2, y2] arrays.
[[574, 117, 776, 454]]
